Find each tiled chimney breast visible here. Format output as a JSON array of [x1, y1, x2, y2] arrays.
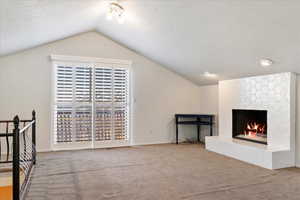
[[206, 72, 296, 169], [236, 73, 292, 149]]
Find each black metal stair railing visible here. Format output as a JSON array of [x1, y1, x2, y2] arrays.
[[0, 110, 36, 200]]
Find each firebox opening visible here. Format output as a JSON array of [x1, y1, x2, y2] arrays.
[[232, 109, 267, 145]]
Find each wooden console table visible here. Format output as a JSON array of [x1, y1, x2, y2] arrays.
[[175, 114, 214, 144]]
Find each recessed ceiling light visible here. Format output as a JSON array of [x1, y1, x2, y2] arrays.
[[260, 59, 273, 67], [203, 71, 217, 78]]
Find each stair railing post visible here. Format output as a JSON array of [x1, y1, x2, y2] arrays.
[[32, 110, 36, 165], [13, 115, 20, 200]]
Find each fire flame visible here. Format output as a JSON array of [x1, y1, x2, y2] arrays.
[[244, 121, 266, 138]]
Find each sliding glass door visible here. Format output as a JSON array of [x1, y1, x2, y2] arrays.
[[52, 59, 130, 150]]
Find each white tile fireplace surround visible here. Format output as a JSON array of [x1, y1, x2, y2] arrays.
[[206, 72, 296, 169]]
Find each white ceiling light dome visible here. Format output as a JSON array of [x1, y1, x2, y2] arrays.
[[203, 71, 217, 78], [260, 59, 274, 67]]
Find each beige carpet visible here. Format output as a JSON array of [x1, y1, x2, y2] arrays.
[[26, 144, 300, 200]]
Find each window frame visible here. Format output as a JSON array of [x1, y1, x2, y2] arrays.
[[50, 55, 132, 151]]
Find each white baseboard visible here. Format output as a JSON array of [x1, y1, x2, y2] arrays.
[[131, 141, 172, 146], [37, 149, 52, 153], [36, 141, 173, 153]]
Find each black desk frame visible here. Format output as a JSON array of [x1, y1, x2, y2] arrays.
[[175, 114, 214, 144]]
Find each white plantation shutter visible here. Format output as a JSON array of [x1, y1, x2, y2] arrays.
[[94, 66, 129, 141], [95, 106, 113, 141], [52, 57, 130, 148], [55, 105, 72, 143], [75, 67, 92, 103], [95, 67, 113, 103], [74, 66, 93, 142], [114, 105, 128, 140], [94, 66, 114, 141], [56, 66, 73, 103], [54, 65, 73, 143], [113, 68, 129, 140], [75, 106, 92, 142], [114, 68, 129, 103], [54, 64, 93, 143]]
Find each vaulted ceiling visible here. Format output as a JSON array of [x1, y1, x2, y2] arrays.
[[1, 0, 300, 85]]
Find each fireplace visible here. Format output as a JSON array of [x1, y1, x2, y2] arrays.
[[232, 109, 267, 144]]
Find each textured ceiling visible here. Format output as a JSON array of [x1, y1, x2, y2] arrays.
[[1, 0, 300, 85]]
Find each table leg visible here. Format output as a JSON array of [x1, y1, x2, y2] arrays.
[[176, 117, 179, 144], [210, 117, 213, 136], [197, 117, 200, 142]]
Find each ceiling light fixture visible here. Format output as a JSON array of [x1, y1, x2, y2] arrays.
[[260, 59, 273, 67], [106, 1, 125, 24], [203, 71, 217, 78]]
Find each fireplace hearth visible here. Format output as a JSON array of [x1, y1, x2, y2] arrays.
[[232, 109, 267, 144]]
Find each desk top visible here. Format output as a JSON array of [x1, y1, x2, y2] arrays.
[[175, 114, 214, 118]]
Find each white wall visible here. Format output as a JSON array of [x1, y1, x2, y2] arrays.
[[199, 85, 219, 115], [198, 85, 219, 140], [0, 31, 203, 152]]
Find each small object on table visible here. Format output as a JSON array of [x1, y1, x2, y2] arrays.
[[175, 114, 214, 144]]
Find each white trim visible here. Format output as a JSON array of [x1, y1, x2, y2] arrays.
[[132, 141, 171, 146], [50, 54, 132, 65], [91, 66, 95, 149], [39, 142, 172, 153], [53, 140, 130, 151], [36, 148, 52, 153], [50, 62, 57, 151], [52, 141, 93, 150], [112, 65, 115, 141], [40, 142, 172, 153], [128, 65, 133, 146]]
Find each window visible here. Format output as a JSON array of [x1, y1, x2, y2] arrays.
[[51, 55, 131, 149]]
